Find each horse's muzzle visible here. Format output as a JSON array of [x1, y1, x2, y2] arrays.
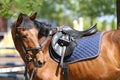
[[34, 59, 46, 67], [38, 60, 46, 67]]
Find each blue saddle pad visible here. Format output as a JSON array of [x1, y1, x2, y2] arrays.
[[50, 32, 103, 64]]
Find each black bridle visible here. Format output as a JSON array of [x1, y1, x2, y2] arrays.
[[13, 21, 54, 80], [14, 27, 41, 63], [14, 21, 52, 65]]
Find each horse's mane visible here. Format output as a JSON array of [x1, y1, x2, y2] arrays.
[[34, 20, 51, 29], [20, 14, 35, 29], [34, 20, 51, 37]]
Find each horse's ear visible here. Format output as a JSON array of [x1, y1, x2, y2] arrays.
[[29, 12, 37, 21], [16, 13, 23, 27]]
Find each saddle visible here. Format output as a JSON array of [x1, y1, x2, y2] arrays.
[[50, 24, 98, 59], [61, 23, 97, 38], [49, 24, 103, 80]]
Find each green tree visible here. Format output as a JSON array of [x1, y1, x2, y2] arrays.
[[77, 0, 116, 25], [0, 0, 42, 18], [101, 20, 107, 30], [116, 0, 120, 29], [0, 0, 116, 26], [111, 19, 116, 30]]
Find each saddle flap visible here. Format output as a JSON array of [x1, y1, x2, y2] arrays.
[[51, 32, 63, 56], [65, 41, 76, 57], [51, 32, 76, 57]]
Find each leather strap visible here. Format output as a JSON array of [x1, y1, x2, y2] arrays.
[[62, 63, 69, 80]]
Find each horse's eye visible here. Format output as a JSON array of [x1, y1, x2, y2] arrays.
[[22, 35, 27, 39]]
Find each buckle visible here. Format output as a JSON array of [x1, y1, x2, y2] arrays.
[[25, 54, 34, 62]]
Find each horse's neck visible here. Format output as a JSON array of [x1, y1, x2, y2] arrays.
[[43, 38, 52, 55], [112, 30, 120, 48], [102, 30, 120, 60], [105, 30, 120, 44]]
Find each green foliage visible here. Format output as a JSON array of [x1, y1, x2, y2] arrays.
[[0, 0, 116, 27], [111, 19, 117, 30], [0, 0, 42, 18], [101, 20, 107, 30], [0, 0, 14, 18], [78, 0, 115, 17]]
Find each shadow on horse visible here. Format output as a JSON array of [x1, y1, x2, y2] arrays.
[[11, 13, 120, 80]]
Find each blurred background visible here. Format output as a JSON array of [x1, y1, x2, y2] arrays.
[[0, 0, 116, 32], [0, 0, 117, 80]]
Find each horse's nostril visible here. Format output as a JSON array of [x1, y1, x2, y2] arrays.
[[38, 60, 43, 65]]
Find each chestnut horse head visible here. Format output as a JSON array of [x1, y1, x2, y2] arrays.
[[11, 13, 51, 67]]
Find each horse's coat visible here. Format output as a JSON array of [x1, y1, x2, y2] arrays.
[[11, 13, 120, 80]]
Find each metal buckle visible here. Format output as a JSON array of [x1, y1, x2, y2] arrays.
[[25, 54, 34, 62]]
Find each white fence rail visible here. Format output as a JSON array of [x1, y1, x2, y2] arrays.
[[0, 47, 25, 79]]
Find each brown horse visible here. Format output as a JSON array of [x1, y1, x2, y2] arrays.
[[11, 13, 120, 80]]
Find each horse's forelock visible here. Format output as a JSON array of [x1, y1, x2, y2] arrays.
[[20, 16, 35, 29]]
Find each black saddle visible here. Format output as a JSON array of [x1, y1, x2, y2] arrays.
[[61, 23, 97, 38], [49, 24, 98, 80], [50, 24, 98, 59]]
